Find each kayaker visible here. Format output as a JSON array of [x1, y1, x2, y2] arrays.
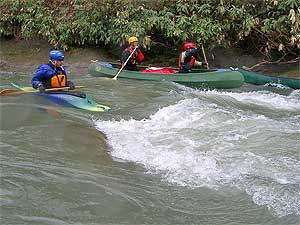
[[178, 42, 207, 73], [120, 36, 144, 71], [31, 50, 75, 92]]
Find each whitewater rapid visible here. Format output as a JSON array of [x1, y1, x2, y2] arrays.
[[94, 88, 300, 217]]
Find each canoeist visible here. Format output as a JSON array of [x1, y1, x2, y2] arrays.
[[120, 36, 144, 71], [178, 42, 207, 73], [31, 50, 75, 92]]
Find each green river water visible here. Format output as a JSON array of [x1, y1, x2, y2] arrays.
[[1, 40, 300, 225]]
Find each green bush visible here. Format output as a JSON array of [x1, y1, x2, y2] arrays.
[[0, 0, 299, 59]]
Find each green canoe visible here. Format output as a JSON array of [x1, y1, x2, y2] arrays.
[[88, 62, 244, 89], [238, 68, 300, 89]]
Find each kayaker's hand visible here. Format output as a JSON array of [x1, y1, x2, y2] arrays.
[[38, 83, 45, 92], [68, 81, 75, 90]]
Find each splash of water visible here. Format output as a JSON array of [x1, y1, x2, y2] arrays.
[[94, 89, 300, 217]]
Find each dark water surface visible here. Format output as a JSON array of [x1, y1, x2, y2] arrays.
[[1, 41, 300, 224]]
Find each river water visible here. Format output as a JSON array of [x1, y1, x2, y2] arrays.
[[1, 41, 300, 224]]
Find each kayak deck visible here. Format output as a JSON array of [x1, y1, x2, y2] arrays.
[[11, 83, 111, 112]]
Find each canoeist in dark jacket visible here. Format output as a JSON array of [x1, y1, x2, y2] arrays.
[[31, 50, 75, 92], [178, 42, 207, 73], [120, 36, 144, 71]]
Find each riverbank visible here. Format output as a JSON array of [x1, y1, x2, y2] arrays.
[[1, 38, 299, 78]]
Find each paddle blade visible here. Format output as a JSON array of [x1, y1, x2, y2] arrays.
[[0, 89, 35, 96]]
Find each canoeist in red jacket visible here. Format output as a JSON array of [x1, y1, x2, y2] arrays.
[[178, 42, 207, 73], [121, 36, 144, 71]]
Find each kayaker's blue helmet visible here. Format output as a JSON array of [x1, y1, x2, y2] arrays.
[[49, 50, 64, 61]]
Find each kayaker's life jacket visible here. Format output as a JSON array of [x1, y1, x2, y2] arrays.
[[33, 63, 68, 88], [51, 74, 67, 87]]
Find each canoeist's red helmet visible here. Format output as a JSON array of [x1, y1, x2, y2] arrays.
[[183, 42, 196, 50]]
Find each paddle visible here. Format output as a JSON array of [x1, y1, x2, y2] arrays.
[[113, 47, 137, 80], [201, 44, 209, 69], [0, 86, 85, 96]]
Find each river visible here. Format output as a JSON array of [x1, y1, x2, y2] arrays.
[[1, 40, 300, 224]]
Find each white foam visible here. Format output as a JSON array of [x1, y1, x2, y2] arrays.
[[94, 91, 300, 217], [194, 89, 300, 111]]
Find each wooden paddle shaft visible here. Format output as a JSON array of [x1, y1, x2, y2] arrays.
[[0, 86, 85, 96], [113, 47, 137, 80], [44, 86, 85, 91], [201, 44, 209, 69]]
